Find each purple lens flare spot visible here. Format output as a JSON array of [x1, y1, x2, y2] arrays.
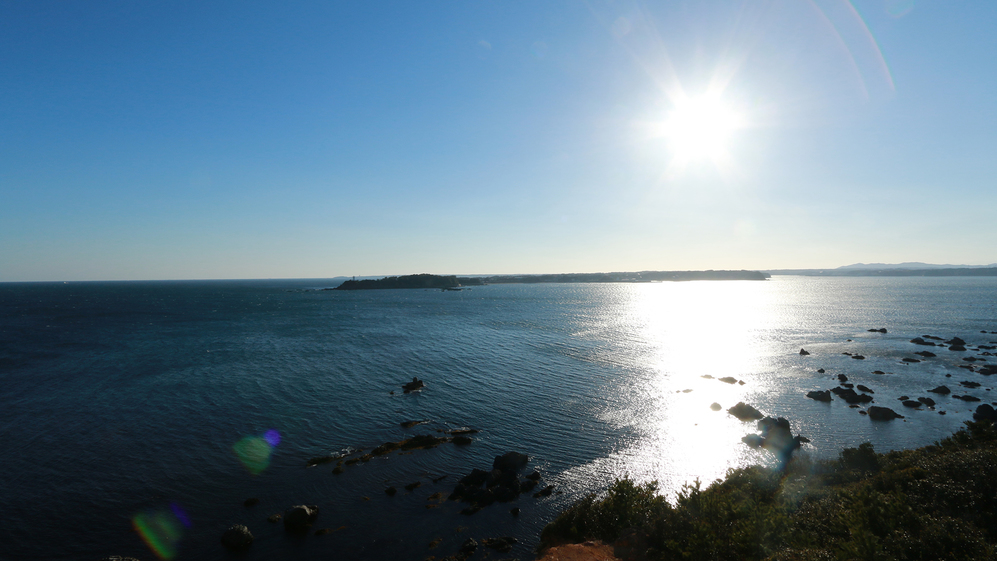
[[264, 429, 281, 447], [170, 503, 192, 528]]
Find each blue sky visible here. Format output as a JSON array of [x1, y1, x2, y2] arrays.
[[2, 1, 995, 281]]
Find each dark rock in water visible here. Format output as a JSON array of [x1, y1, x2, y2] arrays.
[[807, 390, 832, 402], [947, 337, 967, 346], [459, 469, 490, 487], [851, 355, 866, 360], [817, 368, 825, 373], [520, 478, 537, 493], [483, 537, 518, 552], [493, 451, 529, 472], [918, 397, 936, 407], [831, 387, 873, 404], [402, 377, 425, 393], [534, 484, 554, 498], [974, 404, 997, 422], [244, 497, 259, 507], [526, 470, 542, 481], [701, 374, 714, 379], [898, 396, 909, 400], [453, 436, 473, 445], [841, 383, 854, 389], [492, 485, 519, 502], [405, 481, 421, 491], [719, 376, 738, 384], [903, 358, 921, 363], [369, 434, 448, 456], [928, 385, 951, 394], [460, 505, 481, 516], [868, 328, 887, 333], [796, 435, 811, 444], [859, 410, 868, 415], [910, 337, 936, 346], [267, 514, 281, 523], [510, 507, 521, 516], [464, 487, 496, 506], [221, 524, 253, 551], [799, 348, 810, 355], [727, 402, 764, 421], [710, 402, 723, 410], [873, 370, 886, 375], [283, 505, 319, 533], [385, 486, 397, 496], [868, 406, 904, 421], [902, 400, 922, 408], [949, 345, 967, 352], [400, 420, 429, 428], [448, 484, 466, 501], [961, 381, 982, 388], [742, 434, 764, 447], [955, 395, 982, 402], [857, 385, 874, 393], [915, 351, 937, 358], [460, 538, 479, 555], [838, 374, 848, 382], [738, 380, 746, 385], [981, 365, 997, 376]]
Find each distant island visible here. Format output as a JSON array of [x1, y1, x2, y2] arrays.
[[333, 274, 474, 290], [331, 270, 769, 290]]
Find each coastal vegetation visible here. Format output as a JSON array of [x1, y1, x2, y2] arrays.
[[540, 420, 997, 560]]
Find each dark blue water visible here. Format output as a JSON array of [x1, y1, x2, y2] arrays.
[[2, 278, 996, 560]]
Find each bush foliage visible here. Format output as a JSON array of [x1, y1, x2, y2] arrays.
[[540, 421, 997, 560]]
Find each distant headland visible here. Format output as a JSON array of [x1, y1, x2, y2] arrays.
[[331, 270, 769, 290]]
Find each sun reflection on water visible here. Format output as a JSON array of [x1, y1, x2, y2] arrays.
[[561, 281, 786, 499]]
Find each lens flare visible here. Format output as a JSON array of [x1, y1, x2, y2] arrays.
[[132, 507, 187, 560], [234, 429, 280, 475]]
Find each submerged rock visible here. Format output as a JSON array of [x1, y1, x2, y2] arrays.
[[928, 385, 951, 394]]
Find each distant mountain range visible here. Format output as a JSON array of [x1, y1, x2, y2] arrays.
[[837, 262, 997, 270], [766, 263, 997, 277]]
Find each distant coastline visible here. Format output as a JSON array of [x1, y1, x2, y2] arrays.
[[331, 270, 770, 290], [765, 267, 997, 277]]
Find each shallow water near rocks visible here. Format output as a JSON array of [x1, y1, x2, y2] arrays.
[[2, 276, 996, 560]]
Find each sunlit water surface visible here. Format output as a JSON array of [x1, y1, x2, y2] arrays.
[[2, 277, 995, 560]]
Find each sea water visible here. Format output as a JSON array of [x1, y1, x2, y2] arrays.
[[1, 277, 996, 560]]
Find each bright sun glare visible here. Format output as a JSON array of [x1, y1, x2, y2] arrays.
[[661, 94, 743, 168]]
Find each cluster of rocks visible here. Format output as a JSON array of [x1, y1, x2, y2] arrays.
[[447, 452, 548, 515], [441, 536, 518, 561]]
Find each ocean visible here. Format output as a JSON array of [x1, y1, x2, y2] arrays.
[[2, 276, 996, 560]]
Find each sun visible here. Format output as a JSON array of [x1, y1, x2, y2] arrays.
[[660, 93, 743, 167]]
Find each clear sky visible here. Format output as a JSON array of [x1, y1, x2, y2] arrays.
[[2, 1, 995, 281]]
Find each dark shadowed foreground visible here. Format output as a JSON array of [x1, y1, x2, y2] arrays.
[[540, 419, 997, 561]]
